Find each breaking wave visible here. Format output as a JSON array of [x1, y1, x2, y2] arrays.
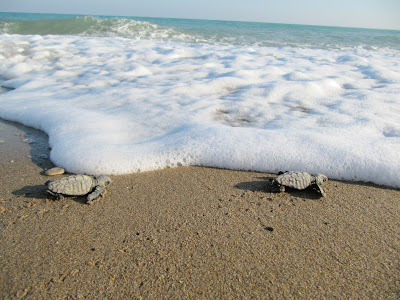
[[0, 16, 196, 42], [1, 14, 399, 50]]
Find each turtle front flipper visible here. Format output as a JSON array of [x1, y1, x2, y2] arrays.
[[87, 186, 106, 204], [317, 184, 326, 197]]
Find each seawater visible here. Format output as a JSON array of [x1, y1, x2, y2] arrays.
[[1, 12, 400, 187]]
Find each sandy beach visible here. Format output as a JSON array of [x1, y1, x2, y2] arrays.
[[0, 118, 399, 299]]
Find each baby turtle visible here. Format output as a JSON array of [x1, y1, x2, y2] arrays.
[[46, 175, 112, 204], [271, 171, 328, 197]]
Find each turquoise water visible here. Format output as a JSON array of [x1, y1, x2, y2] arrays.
[[1, 12, 399, 50]]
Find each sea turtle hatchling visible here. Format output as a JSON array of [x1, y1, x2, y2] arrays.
[[46, 175, 112, 204], [271, 171, 328, 197]]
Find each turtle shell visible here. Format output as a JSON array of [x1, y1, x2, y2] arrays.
[[46, 175, 94, 195], [275, 171, 313, 190]]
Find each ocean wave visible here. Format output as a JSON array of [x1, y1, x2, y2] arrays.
[[0, 16, 197, 42], [1, 15, 399, 51]]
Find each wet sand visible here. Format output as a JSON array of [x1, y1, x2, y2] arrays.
[[0, 118, 399, 299]]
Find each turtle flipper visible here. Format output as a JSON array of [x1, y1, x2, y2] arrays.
[[317, 184, 326, 197], [46, 190, 64, 200], [87, 186, 106, 204], [269, 179, 286, 193]]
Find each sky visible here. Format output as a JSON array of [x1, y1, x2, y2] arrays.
[[0, 0, 399, 30]]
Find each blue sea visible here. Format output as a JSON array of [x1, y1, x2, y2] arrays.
[[1, 12, 399, 50], [1, 12, 400, 186]]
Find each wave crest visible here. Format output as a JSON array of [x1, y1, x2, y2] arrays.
[[1, 15, 399, 50], [0, 16, 196, 41]]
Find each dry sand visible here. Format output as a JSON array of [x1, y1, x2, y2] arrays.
[[0, 118, 399, 299]]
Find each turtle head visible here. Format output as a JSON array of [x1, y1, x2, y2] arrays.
[[95, 175, 113, 187], [315, 174, 328, 185]]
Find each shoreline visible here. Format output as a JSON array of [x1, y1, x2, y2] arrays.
[[1, 118, 399, 298]]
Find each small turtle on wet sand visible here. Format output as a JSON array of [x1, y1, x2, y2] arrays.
[[270, 171, 328, 197], [46, 175, 112, 204]]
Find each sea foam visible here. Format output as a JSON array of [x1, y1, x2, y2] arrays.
[[0, 34, 400, 187]]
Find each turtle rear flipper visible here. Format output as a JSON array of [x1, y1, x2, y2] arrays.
[[87, 186, 106, 204], [46, 189, 64, 200], [269, 179, 284, 193]]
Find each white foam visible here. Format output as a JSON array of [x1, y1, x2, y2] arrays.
[[1, 34, 400, 187]]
